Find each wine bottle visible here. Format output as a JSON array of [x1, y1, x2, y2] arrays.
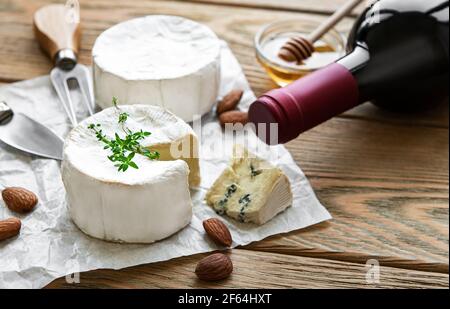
[[249, 0, 449, 144]]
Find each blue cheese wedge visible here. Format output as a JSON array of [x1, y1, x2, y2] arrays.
[[206, 146, 293, 225]]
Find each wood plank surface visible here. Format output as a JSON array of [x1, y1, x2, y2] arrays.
[[181, 0, 367, 15], [0, 0, 448, 288], [46, 249, 449, 289], [343, 100, 449, 129], [243, 117, 449, 273]]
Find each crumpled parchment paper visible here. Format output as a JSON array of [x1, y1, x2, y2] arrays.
[[0, 42, 331, 288]]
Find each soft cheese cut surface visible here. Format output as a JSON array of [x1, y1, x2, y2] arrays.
[[92, 15, 221, 122], [206, 146, 293, 225], [62, 105, 200, 243]]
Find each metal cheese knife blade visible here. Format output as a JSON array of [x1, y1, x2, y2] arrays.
[[0, 101, 64, 160]]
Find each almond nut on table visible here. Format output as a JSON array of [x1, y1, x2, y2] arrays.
[[2, 187, 38, 213], [0, 218, 21, 241], [219, 110, 249, 127], [203, 218, 233, 247], [195, 253, 233, 281], [216, 89, 244, 115]]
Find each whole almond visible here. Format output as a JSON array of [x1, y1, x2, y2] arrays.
[[219, 111, 248, 127], [2, 187, 38, 213], [217, 89, 244, 115], [0, 218, 21, 241], [195, 253, 233, 281], [203, 218, 232, 247]]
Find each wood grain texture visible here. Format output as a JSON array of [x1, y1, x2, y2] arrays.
[[247, 117, 448, 273], [182, 0, 367, 15], [344, 100, 449, 129], [0, 0, 448, 288], [46, 249, 449, 289]]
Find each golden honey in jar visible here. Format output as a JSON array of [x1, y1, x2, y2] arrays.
[[255, 19, 346, 87]]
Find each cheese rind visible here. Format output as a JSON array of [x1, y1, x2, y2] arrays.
[[62, 105, 199, 243], [206, 146, 293, 225], [92, 15, 221, 122]]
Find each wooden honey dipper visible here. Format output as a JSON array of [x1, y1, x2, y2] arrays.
[[279, 0, 363, 64]]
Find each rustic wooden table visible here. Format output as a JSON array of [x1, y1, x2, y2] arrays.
[[0, 0, 448, 289]]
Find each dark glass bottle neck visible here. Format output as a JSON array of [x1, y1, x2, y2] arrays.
[[337, 46, 371, 102]]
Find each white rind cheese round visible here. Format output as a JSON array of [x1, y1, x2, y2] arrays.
[[62, 105, 199, 243], [92, 15, 221, 122]]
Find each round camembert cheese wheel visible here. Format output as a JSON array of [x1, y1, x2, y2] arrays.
[[61, 105, 200, 243], [92, 15, 221, 122]]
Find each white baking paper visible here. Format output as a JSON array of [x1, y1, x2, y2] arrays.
[[0, 42, 331, 288]]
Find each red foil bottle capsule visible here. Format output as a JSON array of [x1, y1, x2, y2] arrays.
[[249, 63, 359, 144]]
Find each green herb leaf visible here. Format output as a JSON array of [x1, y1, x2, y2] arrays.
[[118, 112, 129, 124], [128, 161, 139, 169], [87, 97, 159, 172]]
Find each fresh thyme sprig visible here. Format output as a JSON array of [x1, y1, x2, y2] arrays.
[[88, 97, 159, 172]]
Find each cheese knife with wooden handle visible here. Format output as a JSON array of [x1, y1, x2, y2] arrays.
[[34, 3, 94, 127]]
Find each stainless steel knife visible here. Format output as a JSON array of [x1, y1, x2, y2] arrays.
[[0, 101, 64, 160]]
